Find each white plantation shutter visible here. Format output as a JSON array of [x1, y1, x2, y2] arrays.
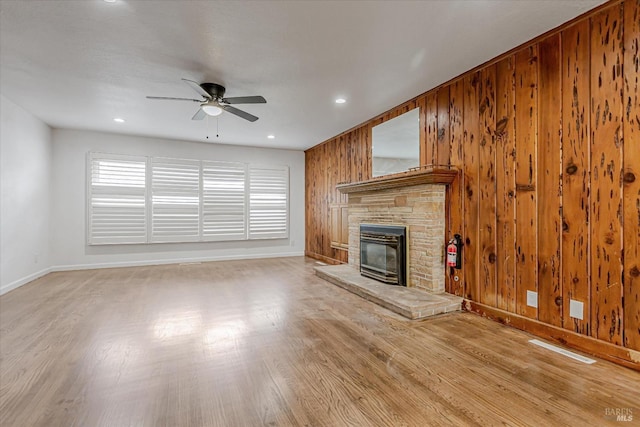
[[248, 165, 289, 239], [88, 153, 148, 244], [88, 153, 290, 245], [151, 158, 200, 242], [202, 161, 247, 241]]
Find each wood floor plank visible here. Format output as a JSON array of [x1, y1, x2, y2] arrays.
[[1, 257, 639, 426]]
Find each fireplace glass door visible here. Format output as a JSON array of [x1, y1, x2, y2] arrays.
[[359, 224, 406, 286], [361, 239, 398, 278]]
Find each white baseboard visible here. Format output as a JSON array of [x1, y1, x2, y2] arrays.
[[51, 251, 305, 272], [0, 252, 305, 296], [0, 267, 52, 296]]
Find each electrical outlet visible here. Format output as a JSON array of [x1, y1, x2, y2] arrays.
[[570, 299, 584, 320], [526, 290, 538, 308]]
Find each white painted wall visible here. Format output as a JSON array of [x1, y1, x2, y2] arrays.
[[50, 129, 305, 270], [1, 95, 52, 294]]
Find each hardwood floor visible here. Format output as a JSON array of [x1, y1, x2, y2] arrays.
[[1, 257, 638, 426]]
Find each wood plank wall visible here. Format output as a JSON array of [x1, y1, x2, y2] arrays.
[[305, 0, 640, 353]]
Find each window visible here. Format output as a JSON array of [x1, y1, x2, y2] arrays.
[[202, 161, 247, 241], [151, 158, 200, 243], [249, 165, 289, 239], [87, 153, 148, 245], [87, 153, 289, 245]]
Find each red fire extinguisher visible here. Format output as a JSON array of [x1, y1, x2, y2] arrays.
[[446, 234, 463, 269]]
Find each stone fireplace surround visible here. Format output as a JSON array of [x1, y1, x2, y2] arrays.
[[348, 184, 445, 292], [313, 167, 462, 320], [337, 167, 457, 293]]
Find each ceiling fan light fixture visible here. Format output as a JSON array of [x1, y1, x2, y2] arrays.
[[202, 103, 223, 116]]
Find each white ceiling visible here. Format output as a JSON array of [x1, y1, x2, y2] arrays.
[[0, 0, 605, 151]]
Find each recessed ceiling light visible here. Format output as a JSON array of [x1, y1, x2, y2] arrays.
[[113, 118, 125, 123], [267, 135, 275, 139], [335, 98, 346, 104], [104, 0, 117, 3]]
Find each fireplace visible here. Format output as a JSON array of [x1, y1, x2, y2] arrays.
[[359, 224, 407, 286], [341, 173, 451, 292]]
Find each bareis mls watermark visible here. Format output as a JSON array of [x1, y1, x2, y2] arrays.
[[604, 407, 634, 422]]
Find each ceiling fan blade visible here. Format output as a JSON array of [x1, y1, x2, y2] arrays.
[[147, 96, 202, 102], [182, 78, 212, 100], [222, 105, 258, 122], [192, 108, 206, 120], [221, 96, 266, 105]]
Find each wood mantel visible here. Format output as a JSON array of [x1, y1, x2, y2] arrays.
[[336, 166, 458, 194]]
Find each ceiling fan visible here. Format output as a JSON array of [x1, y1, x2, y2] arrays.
[[147, 79, 266, 122]]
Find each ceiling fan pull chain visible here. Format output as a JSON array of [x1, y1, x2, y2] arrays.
[[216, 117, 219, 138]]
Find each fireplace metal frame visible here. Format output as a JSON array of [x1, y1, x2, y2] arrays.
[[359, 224, 407, 286]]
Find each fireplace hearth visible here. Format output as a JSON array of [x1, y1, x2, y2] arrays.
[[359, 224, 407, 286]]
